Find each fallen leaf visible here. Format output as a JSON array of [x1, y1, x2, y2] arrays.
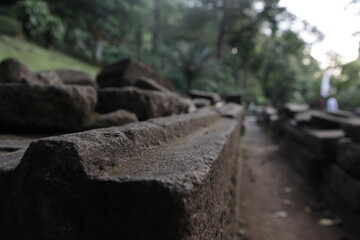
[[282, 199, 292, 207], [241, 200, 249, 207], [318, 218, 336, 226], [274, 211, 288, 219], [304, 206, 312, 213]]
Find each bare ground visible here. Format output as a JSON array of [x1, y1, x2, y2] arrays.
[[238, 117, 352, 240]]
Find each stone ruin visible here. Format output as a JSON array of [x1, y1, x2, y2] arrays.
[[257, 104, 360, 239], [0, 58, 244, 239]]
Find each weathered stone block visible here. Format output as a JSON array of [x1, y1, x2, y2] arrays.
[[134, 77, 170, 93], [342, 118, 360, 142], [225, 93, 242, 105], [188, 89, 221, 104], [283, 123, 344, 161], [323, 164, 360, 211], [0, 149, 26, 231], [280, 103, 309, 119], [39, 69, 97, 88], [280, 134, 322, 180], [3, 106, 243, 240], [309, 111, 349, 129], [83, 110, 138, 130], [0, 58, 62, 85], [0, 83, 97, 132], [0, 58, 33, 84], [337, 138, 360, 178], [97, 58, 174, 90], [96, 87, 192, 121], [192, 98, 211, 108]]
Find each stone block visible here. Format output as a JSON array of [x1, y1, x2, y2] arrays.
[[323, 164, 360, 211], [134, 77, 170, 93], [83, 110, 138, 130], [192, 98, 211, 108], [39, 69, 97, 88], [3, 105, 243, 240], [283, 123, 344, 161], [341, 118, 360, 142], [188, 89, 221, 104], [0, 83, 97, 132], [280, 134, 322, 181], [309, 111, 350, 129], [96, 87, 192, 121], [225, 93, 242, 105], [97, 58, 174, 90], [337, 138, 360, 178], [0, 149, 26, 232], [280, 103, 309, 119]]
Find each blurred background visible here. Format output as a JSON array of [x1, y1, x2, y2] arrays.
[[0, 0, 359, 109]]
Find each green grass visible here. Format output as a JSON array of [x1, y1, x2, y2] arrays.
[[0, 34, 100, 78]]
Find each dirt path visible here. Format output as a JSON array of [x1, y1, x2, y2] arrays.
[[238, 117, 351, 240]]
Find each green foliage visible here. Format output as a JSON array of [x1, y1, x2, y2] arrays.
[[15, 0, 65, 45], [333, 60, 360, 110], [0, 0, 326, 102], [0, 15, 22, 36], [0, 34, 99, 77]]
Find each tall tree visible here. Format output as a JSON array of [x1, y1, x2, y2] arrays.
[[152, 0, 161, 53]]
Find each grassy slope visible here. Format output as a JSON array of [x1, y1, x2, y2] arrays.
[[0, 34, 100, 78]]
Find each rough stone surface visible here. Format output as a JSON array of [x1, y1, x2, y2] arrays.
[[188, 89, 221, 104], [327, 110, 356, 119], [96, 87, 192, 120], [225, 93, 242, 105], [0, 58, 64, 85], [280, 103, 309, 119], [83, 110, 138, 130], [97, 58, 174, 89], [35, 71, 64, 85], [0, 137, 31, 233], [322, 176, 360, 239], [3, 106, 243, 240], [134, 77, 170, 93], [283, 123, 344, 161], [337, 138, 360, 178], [310, 111, 350, 129], [341, 118, 360, 142], [0, 58, 33, 84], [280, 134, 322, 180], [323, 164, 360, 211], [192, 98, 211, 108], [0, 83, 97, 132], [216, 103, 244, 121], [39, 69, 97, 88], [353, 107, 360, 117]]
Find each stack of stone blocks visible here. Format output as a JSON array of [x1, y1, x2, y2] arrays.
[[256, 104, 360, 238], [0, 58, 244, 239]]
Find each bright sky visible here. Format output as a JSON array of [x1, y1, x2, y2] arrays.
[[279, 0, 359, 68]]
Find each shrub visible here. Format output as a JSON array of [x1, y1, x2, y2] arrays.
[[0, 15, 22, 36]]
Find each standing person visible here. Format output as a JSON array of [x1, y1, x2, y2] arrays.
[[320, 68, 331, 99], [326, 96, 339, 112]]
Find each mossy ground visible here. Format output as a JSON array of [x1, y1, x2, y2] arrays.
[[0, 34, 99, 77]]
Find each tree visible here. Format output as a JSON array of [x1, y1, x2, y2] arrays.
[[44, 0, 145, 63]]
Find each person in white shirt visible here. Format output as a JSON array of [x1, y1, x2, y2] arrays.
[[326, 97, 339, 112]]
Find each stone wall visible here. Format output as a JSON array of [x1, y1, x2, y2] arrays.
[[257, 105, 360, 238], [0, 104, 244, 240]]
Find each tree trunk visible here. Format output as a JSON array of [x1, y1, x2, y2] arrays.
[[152, 0, 161, 54], [185, 70, 194, 90], [135, 28, 143, 60], [87, 22, 103, 65], [216, 0, 229, 60]]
